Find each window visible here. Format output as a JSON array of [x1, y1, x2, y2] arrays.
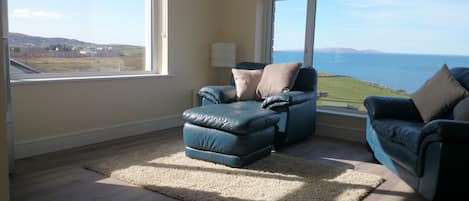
[[271, 0, 308, 64], [270, 0, 469, 113], [8, 0, 166, 80]]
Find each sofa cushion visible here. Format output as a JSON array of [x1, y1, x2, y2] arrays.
[[454, 97, 469, 121], [372, 119, 425, 154], [256, 62, 301, 98], [411, 64, 469, 122], [183, 102, 280, 135], [232, 69, 263, 101]]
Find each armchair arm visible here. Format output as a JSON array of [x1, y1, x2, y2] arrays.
[[261, 91, 315, 110], [364, 96, 422, 122], [199, 86, 236, 104], [417, 120, 469, 157], [421, 120, 469, 140]]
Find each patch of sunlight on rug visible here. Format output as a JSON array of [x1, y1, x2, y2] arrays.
[[85, 141, 384, 201]]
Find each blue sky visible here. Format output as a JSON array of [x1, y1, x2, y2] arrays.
[[8, 0, 146, 45], [8, 0, 469, 55], [274, 0, 469, 55]]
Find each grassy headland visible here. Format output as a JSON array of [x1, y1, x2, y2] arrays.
[[317, 72, 408, 111], [14, 56, 144, 73]]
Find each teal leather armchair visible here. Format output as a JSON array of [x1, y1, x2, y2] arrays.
[[199, 62, 318, 147]]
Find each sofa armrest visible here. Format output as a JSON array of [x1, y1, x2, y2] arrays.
[[261, 91, 315, 110], [199, 86, 236, 104], [417, 120, 469, 157], [364, 96, 422, 122], [421, 120, 469, 140]]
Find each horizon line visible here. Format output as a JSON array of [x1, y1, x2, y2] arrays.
[[275, 48, 469, 57]]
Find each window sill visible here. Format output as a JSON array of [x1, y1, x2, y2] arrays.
[[11, 73, 173, 86], [317, 108, 367, 119]]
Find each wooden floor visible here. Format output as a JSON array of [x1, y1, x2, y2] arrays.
[[10, 127, 424, 201]]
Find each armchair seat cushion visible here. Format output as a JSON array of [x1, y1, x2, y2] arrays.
[[372, 119, 425, 154], [183, 101, 280, 135]]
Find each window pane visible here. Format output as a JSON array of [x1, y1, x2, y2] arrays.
[[313, 0, 469, 112], [8, 0, 149, 78], [272, 0, 308, 64]]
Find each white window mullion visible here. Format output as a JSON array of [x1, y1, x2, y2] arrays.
[[144, 0, 153, 72], [159, 0, 168, 75], [304, 0, 317, 67], [263, 0, 274, 64]]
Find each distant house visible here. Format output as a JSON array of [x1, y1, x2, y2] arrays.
[[79, 48, 97, 56]]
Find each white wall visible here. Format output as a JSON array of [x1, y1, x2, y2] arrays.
[[11, 0, 223, 158], [214, 0, 265, 84], [8, 0, 271, 159]]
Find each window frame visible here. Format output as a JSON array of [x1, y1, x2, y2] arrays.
[[266, 0, 367, 116], [9, 0, 168, 81], [266, 0, 316, 66]]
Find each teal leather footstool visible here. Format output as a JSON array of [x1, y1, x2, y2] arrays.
[[182, 102, 280, 167]]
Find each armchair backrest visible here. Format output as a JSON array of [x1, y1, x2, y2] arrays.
[[452, 67, 469, 91], [230, 62, 318, 92], [292, 68, 317, 92], [229, 62, 266, 85]]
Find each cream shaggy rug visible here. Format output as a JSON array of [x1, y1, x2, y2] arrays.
[[85, 140, 384, 201]]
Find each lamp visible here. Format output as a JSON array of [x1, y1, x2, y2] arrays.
[[211, 42, 236, 67]]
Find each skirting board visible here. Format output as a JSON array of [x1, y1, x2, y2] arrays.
[[15, 115, 184, 159]]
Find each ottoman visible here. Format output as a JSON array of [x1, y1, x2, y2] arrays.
[[182, 102, 280, 167]]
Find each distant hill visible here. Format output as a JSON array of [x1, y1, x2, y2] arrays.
[[8, 32, 144, 56], [315, 47, 383, 54], [275, 48, 383, 54], [8, 32, 95, 47]]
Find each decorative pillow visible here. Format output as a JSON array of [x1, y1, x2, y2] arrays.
[[256, 62, 302, 98], [232, 69, 263, 101], [454, 97, 469, 121], [411, 64, 469, 122]]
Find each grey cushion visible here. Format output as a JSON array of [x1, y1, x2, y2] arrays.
[[411, 64, 469, 122], [256, 62, 301, 98], [232, 69, 263, 101], [454, 97, 469, 121]]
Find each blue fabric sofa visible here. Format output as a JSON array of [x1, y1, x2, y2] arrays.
[[198, 62, 318, 147], [364, 67, 469, 201]]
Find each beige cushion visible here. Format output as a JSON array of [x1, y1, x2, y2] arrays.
[[411, 64, 469, 122], [232, 69, 263, 101], [454, 97, 469, 121], [256, 62, 302, 98]]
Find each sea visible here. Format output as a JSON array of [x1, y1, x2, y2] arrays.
[[273, 51, 469, 93]]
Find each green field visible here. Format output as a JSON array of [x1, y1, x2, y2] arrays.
[[14, 56, 144, 73], [317, 72, 408, 111], [108, 45, 145, 56]]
